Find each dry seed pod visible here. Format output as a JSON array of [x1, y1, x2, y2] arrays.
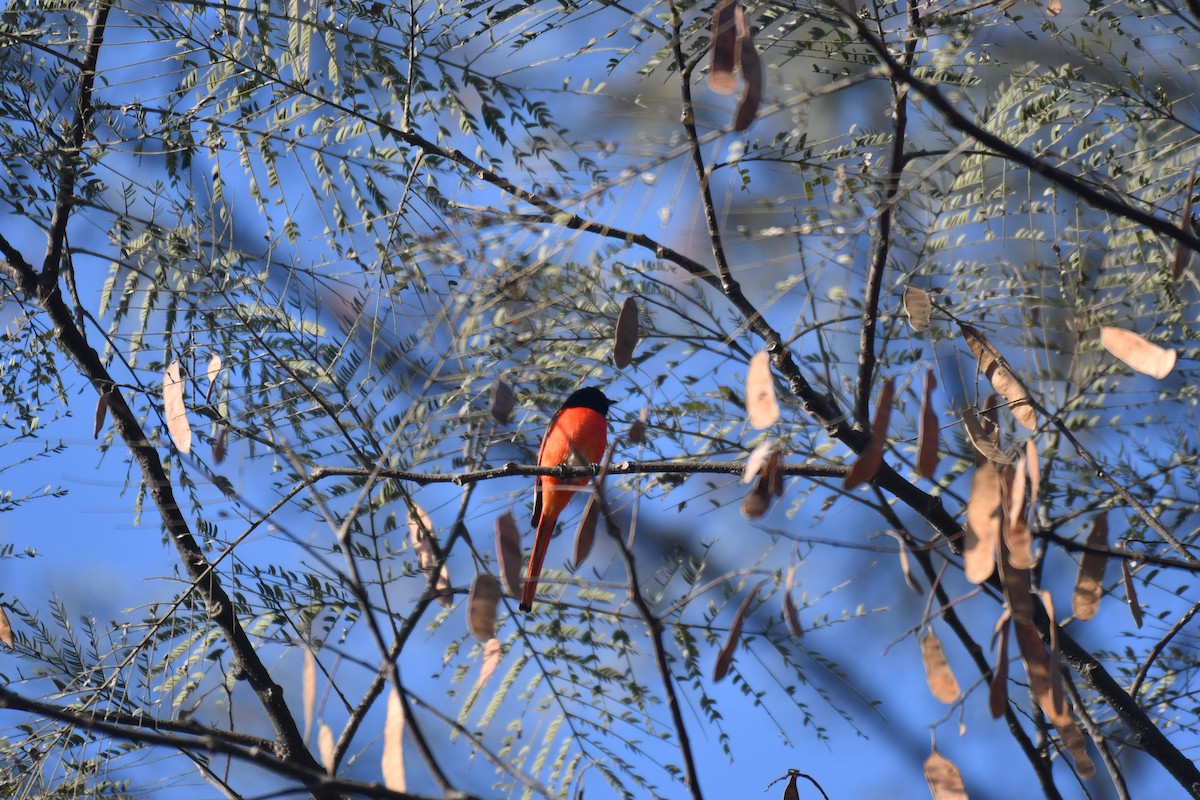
[[1025, 438, 1040, 506], [163, 360, 193, 454], [742, 440, 773, 484], [903, 285, 933, 332], [94, 390, 113, 439], [1005, 454, 1036, 570], [924, 747, 968, 800], [489, 378, 516, 423], [783, 565, 803, 638], [746, 351, 780, 429], [1120, 541, 1143, 629], [783, 774, 800, 800], [382, 688, 406, 790], [573, 494, 600, 568], [961, 409, 1011, 464], [764, 447, 785, 497], [713, 580, 765, 682], [0, 606, 12, 648], [613, 297, 639, 368], [212, 425, 229, 464], [467, 574, 501, 642], [628, 408, 647, 444], [844, 377, 894, 489], [960, 323, 1036, 430], [989, 613, 1010, 719], [1072, 512, 1109, 620], [1099, 326, 1176, 379], [964, 462, 1004, 584], [917, 370, 939, 479], [708, 0, 738, 94], [475, 637, 502, 691], [495, 512, 522, 598], [319, 722, 335, 775], [1172, 166, 1196, 280], [1014, 620, 1069, 725], [302, 646, 316, 740], [1055, 718, 1095, 780], [410, 505, 452, 606], [997, 538, 1034, 625], [740, 473, 772, 519], [921, 629, 961, 703], [880, 530, 922, 594], [731, 4, 762, 131]]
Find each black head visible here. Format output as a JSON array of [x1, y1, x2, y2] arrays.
[[560, 386, 613, 416]]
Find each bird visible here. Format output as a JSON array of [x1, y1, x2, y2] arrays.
[[521, 386, 613, 612]]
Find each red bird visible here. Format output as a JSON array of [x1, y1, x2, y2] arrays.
[[521, 387, 613, 612]]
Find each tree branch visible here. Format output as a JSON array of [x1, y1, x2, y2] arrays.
[[0, 685, 471, 800], [844, 8, 1200, 255], [40, 0, 111, 294]]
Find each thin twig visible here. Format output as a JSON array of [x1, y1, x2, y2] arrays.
[[844, 9, 1200, 255], [0, 685, 471, 800], [40, 0, 112, 293], [1062, 671, 1130, 800], [871, 486, 1062, 797], [853, 0, 914, 426], [1052, 612, 1200, 795], [593, 446, 705, 800], [309, 458, 848, 485], [1130, 598, 1200, 698]]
